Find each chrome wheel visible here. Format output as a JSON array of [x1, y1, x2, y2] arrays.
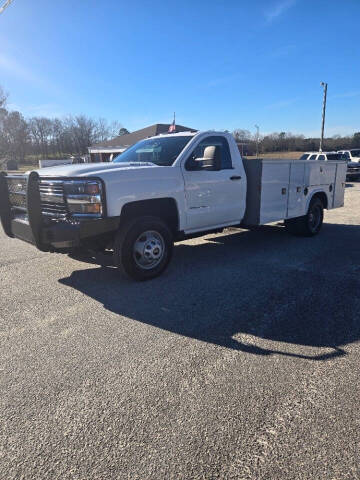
[[133, 230, 165, 270]]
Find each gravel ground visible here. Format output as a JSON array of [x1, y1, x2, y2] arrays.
[[1, 183, 360, 479]]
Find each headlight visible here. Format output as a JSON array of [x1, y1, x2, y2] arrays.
[[63, 180, 103, 217]]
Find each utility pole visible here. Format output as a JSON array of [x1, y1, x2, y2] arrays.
[[255, 124, 260, 158], [319, 82, 328, 152], [0, 0, 14, 15]]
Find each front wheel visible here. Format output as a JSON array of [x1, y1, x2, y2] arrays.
[[285, 197, 324, 237], [113, 216, 173, 281]]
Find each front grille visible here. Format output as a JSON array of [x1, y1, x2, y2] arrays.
[[7, 177, 27, 210], [5, 176, 68, 219], [39, 180, 67, 218]]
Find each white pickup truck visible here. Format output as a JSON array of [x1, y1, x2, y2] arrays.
[[0, 131, 347, 280]]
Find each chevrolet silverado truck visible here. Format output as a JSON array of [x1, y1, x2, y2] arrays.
[[0, 131, 347, 280]]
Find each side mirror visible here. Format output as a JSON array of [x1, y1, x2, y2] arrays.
[[194, 146, 221, 171]]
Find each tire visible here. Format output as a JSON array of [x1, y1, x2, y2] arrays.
[[285, 197, 324, 237], [113, 216, 173, 281]]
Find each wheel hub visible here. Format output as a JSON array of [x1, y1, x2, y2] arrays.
[[133, 231, 165, 270]]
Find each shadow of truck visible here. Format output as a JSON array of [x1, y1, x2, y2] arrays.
[[60, 223, 360, 361]]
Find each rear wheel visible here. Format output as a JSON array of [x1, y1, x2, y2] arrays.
[[113, 216, 173, 281], [285, 197, 324, 237]]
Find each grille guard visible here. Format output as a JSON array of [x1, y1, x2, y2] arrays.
[[0, 171, 14, 238], [0, 172, 110, 252], [27, 171, 47, 251], [0, 171, 48, 250]]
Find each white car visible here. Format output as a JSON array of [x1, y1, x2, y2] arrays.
[[299, 151, 359, 179], [299, 152, 343, 161], [1, 131, 347, 280], [338, 149, 360, 163], [337, 150, 360, 180]]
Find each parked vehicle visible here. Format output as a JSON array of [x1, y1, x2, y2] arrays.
[[344, 161, 360, 181], [336, 150, 360, 180], [298, 151, 358, 180], [0, 131, 347, 280], [338, 149, 360, 163], [299, 151, 343, 161]]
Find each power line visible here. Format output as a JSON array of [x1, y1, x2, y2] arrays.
[[0, 0, 14, 15]]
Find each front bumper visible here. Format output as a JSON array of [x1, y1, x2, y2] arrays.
[[9, 215, 120, 250], [0, 171, 119, 251]]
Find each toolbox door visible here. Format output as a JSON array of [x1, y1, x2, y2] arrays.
[[286, 162, 305, 218], [259, 162, 290, 224], [332, 163, 347, 208]]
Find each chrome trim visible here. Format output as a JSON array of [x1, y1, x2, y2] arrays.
[[66, 194, 102, 204], [39, 179, 64, 184], [40, 193, 64, 204], [71, 213, 103, 218]]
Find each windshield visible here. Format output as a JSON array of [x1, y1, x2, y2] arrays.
[[351, 150, 360, 156], [326, 153, 342, 161], [299, 154, 309, 160], [113, 136, 193, 166]]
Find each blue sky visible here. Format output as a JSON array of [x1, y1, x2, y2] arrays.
[[0, 0, 359, 136]]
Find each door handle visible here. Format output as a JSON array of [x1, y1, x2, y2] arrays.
[[230, 175, 242, 180]]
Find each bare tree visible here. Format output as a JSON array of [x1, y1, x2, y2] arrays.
[[29, 117, 53, 158], [232, 129, 251, 142], [95, 118, 110, 143], [0, 85, 7, 110], [2, 111, 29, 161], [94, 118, 123, 142]]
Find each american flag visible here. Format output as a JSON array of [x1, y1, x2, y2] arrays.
[[168, 114, 176, 133]]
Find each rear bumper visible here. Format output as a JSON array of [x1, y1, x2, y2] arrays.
[[0, 171, 119, 251]]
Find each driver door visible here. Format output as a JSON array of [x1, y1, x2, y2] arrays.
[[182, 135, 244, 231]]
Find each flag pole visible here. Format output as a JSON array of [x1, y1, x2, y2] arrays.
[[168, 112, 176, 133]]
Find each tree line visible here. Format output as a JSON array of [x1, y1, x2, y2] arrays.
[[0, 86, 125, 165], [232, 129, 360, 156]]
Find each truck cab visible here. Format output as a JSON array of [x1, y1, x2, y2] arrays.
[[0, 131, 346, 280]]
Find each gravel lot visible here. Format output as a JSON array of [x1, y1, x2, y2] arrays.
[[1, 183, 360, 479]]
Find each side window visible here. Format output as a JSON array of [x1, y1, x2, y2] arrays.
[[345, 152, 350, 159], [309, 154, 317, 160], [185, 136, 232, 171], [318, 155, 325, 160]]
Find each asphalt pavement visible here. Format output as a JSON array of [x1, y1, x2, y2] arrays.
[[1, 183, 360, 479]]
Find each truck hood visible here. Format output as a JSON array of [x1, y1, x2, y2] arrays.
[[33, 162, 158, 177]]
